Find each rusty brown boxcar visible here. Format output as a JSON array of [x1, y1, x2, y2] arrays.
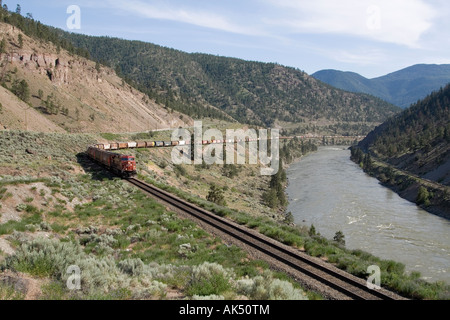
[[110, 143, 119, 150]]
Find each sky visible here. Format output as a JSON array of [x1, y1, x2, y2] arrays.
[[4, 0, 450, 78]]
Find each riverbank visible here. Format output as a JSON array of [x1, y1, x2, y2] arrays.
[[350, 147, 450, 220]]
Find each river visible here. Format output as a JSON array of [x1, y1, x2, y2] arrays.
[[286, 146, 450, 284]]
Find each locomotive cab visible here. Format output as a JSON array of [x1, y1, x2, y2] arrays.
[[121, 155, 137, 177]]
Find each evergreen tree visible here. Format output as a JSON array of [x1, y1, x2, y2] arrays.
[[0, 37, 5, 53], [18, 33, 23, 48], [11, 79, 30, 102], [333, 231, 346, 246], [309, 224, 317, 237], [263, 188, 279, 209], [264, 160, 287, 208]]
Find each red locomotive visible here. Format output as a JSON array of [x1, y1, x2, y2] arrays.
[[87, 146, 136, 178]]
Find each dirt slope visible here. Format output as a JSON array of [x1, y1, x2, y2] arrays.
[[0, 85, 65, 132], [0, 23, 192, 133]]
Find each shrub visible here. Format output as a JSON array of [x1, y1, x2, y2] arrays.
[[118, 258, 146, 276], [192, 294, 224, 300], [1, 237, 84, 278], [236, 271, 307, 300], [206, 184, 227, 206], [186, 262, 233, 297], [15, 203, 28, 212], [416, 186, 431, 206]]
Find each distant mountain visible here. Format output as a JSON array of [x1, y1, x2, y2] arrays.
[[313, 64, 450, 109]]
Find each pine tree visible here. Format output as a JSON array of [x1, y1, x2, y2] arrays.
[[12, 79, 30, 102], [18, 34, 23, 48], [0, 37, 6, 53], [309, 224, 316, 237], [333, 231, 346, 246]]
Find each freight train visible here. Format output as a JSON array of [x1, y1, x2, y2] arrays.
[[86, 136, 286, 177], [91, 136, 273, 150], [87, 146, 137, 178]]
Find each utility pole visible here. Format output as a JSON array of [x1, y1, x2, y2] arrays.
[[24, 106, 32, 131]]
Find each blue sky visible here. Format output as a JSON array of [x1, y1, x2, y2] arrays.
[[5, 0, 450, 78]]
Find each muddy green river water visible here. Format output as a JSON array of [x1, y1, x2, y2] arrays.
[[286, 147, 449, 283]]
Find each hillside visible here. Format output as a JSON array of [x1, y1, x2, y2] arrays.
[[313, 64, 450, 109], [59, 32, 400, 135], [358, 84, 450, 185], [352, 85, 450, 217], [0, 22, 191, 133]]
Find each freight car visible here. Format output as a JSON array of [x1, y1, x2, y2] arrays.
[[87, 146, 136, 178]]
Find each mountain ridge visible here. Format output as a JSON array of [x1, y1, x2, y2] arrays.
[[313, 64, 450, 109], [58, 31, 400, 135]]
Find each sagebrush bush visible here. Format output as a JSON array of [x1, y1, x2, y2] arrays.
[[192, 294, 225, 300], [67, 255, 128, 294], [1, 237, 84, 278], [236, 271, 307, 300], [186, 262, 234, 297], [0, 237, 166, 298], [118, 258, 146, 277]]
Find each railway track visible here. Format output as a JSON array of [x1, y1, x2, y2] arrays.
[[126, 177, 406, 300]]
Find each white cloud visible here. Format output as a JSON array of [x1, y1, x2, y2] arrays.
[[333, 49, 387, 66], [263, 0, 437, 47], [103, 0, 264, 36]]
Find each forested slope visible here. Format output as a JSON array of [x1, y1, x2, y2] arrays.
[[359, 84, 450, 185], [61, 33, 400, 132]]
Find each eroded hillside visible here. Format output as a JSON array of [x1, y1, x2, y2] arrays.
[[0, 23, 192, 133]]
